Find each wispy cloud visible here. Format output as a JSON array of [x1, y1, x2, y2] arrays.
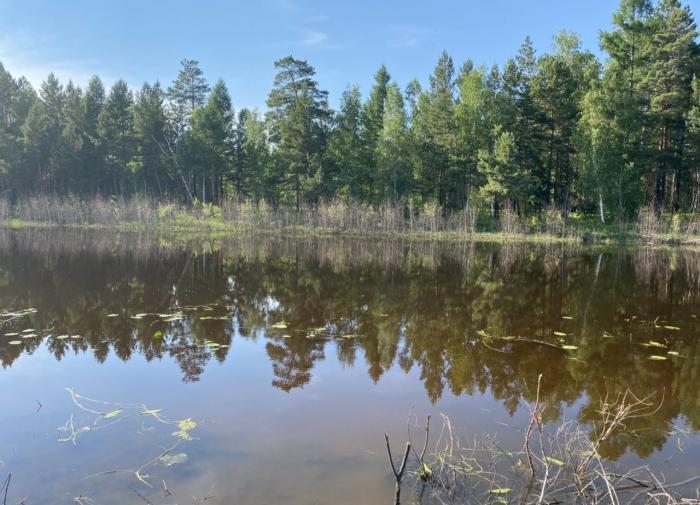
[[0, 31, 106, 87], [299, 29, 329, 47], [387, 25, 432, 49], [283, 27, 343, 50]]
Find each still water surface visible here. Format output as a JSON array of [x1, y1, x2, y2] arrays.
[[1, 229, 700, 504]]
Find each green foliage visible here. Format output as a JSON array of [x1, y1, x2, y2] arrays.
[[0, 0, 698, 221]]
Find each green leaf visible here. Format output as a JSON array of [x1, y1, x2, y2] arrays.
[[172, 418, 197, 440], [153, 331, 163, 338], [160, 452, 188, 466], [103, 408, 124, 418], [490, 488, 511, 494], [546, 456, 565, 466]]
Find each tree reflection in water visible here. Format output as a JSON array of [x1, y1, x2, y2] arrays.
[[1, 228, 700, 460]]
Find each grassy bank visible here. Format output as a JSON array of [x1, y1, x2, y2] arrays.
[[1, 196, 700, 245]]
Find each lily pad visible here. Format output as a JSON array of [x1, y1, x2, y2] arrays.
[[160, 452, 188, 466]]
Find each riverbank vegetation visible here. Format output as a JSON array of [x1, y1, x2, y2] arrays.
[[4, 195, 700, 244], [0, 0, 699, 237], [391, 391, 700, 505]]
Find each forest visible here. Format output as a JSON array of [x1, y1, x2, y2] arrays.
[[0, 0, 699, 225]]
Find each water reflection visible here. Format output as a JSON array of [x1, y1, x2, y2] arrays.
[[2, 228, 700, 462]]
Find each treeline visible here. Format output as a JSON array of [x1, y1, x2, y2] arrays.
[[1, 0, 699, 222]]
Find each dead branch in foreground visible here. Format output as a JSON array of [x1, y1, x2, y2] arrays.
[[386, 382, 699, 505]]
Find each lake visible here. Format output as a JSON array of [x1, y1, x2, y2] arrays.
[[1, 228, 699, 504]]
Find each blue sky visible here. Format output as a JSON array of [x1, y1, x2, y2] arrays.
[[1, 0, 699, 110]]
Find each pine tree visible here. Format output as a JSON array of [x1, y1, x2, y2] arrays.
[[132, 82, 169, 197], [0, 63, 35, 194], [360, 65, 391, 201], [80, 76, 106, 192], [641, 0, 699, 210], [328, 85, 364, 199], [266, 56, 330, 209], [414, 51, 457, 209], [686, 75, 700, 209], [377, 83, 410, 203], [531, 55, 578, 212], [167, 58, 210, 135], [22, 73, 65, 193], [455, 65, 497, 206], [477, 126, 531, 214], [98, 80, 134, 195]]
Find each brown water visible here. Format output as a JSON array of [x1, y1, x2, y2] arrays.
[[1, 229, 699, 504]]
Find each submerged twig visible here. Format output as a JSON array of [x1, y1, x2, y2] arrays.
[[1, 473, 10, 505], [385, 432, 411, 505]]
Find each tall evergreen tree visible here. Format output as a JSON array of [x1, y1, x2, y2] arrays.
[[328, 85, 364, 199], [167, 58, 210, 135], [641, 0, 699, 210], [360, 65, 391, 201], [132, 82, 169, 196], [266, 56, 330, 209], [98, 80, 134, 195], [377, 83, 411, 203]]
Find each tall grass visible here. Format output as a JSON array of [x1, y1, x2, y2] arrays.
[[0, 195, 484, 235], [4, 194, 699, 242]]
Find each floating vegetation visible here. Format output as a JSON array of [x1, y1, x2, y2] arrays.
[[58, 388, 198, 487], [0, 307, 38, 324]]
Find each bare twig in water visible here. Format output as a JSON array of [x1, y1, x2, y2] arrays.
[[130, 487, 154, 505], [408, 413, 432, 481], [387, 381, 698, 505], [385, 432, 411, 505], [162, 480, 172, 498], [1, 473, 10, 505]]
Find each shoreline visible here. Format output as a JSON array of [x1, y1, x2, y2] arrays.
[[4, 219, 700, 247]]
